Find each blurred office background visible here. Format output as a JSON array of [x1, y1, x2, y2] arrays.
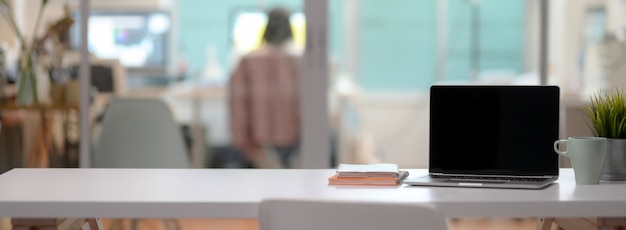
[[0, 0, 624, 172]]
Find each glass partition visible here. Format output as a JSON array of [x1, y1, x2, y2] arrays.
[[327, 0, 544, 169], [5, 0, 623, 172]]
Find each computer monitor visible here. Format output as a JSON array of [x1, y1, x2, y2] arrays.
[[230, 8, 305, 55], [71, 10, 170, 73]]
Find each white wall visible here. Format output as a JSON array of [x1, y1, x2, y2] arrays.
[[553, 0, 626, 96], [358, 93, 430, 168], [0, 0, 16, 47]]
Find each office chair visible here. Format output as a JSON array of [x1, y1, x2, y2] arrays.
[[93, 97, 189, 168], [258, 199, 448, 230], [93, 97, 189, 230]]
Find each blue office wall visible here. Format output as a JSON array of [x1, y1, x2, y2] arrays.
[[358, 0, 437, 92], [445, 0, 524, 81], [177, 0, 524, 91], [177, 0, 344, 78], [358, 0, 524, 91], [178, 0, 304, 77]]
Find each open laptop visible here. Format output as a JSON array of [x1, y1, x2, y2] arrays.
[[404, 85, 560, 189]]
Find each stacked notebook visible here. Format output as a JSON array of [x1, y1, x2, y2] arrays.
[[328, 163, 409, 186]]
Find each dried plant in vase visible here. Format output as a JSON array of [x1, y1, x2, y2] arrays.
[[0, 0, 50, 105]]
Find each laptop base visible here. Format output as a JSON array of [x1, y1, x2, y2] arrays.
[[404, 175, 557, 189]]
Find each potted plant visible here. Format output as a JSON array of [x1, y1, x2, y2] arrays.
[[584, 89, 626, 181]]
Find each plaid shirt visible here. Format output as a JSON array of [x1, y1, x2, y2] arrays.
[[229, 46, 301, 155]]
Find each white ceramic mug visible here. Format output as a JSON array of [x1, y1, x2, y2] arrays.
[[554, 137, 607, 184]]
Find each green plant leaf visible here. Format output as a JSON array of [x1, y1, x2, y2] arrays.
[[585, 88, 626, 138]]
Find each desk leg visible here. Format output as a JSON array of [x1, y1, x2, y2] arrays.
[[86, 218, 103, 230], [537, 217, 555, 230], [190, 94, 206, 169], [189, 124, 206, 168], [552, 218, 595, 230], [164, 218, 181, 230], [27, 110, 52, 168]]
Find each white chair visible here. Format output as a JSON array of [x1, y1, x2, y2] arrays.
[[93, 97, 190, 168], [258, 199, 448, 230]]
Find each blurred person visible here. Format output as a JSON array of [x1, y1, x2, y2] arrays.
[[229, 7, 301, 168]]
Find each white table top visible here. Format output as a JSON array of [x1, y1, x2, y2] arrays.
[[0, 168, 625, 218]]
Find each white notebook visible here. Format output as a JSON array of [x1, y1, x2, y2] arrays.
[[336, 163, 399, 178]]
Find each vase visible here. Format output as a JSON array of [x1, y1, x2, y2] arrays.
[[16, 51, 39, 105], [600, 138, 626, 181]]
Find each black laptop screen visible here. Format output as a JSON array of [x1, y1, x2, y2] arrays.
[[429, 85, 560, 176]]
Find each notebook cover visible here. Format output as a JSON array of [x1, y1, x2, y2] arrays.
[[329, 171, 409, 186]]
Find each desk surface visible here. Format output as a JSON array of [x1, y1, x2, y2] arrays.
[[0, 168, 624, 219]]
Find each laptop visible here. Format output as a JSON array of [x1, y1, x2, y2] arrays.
[[404, 85, 560, 189]]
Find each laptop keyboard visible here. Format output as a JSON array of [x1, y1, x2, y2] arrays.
[[431, 175, 549, 182]]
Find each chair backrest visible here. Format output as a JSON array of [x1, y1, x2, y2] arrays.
[[93, 97, 190, 168], [258, 199, 448, 230]]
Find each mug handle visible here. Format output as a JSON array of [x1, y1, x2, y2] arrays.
[[554, 140, 568, 157]]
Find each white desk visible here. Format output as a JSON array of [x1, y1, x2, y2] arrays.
[[0, 168, 625, 219]]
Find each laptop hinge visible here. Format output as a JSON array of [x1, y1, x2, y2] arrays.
[[430, 173, 553, 178]]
